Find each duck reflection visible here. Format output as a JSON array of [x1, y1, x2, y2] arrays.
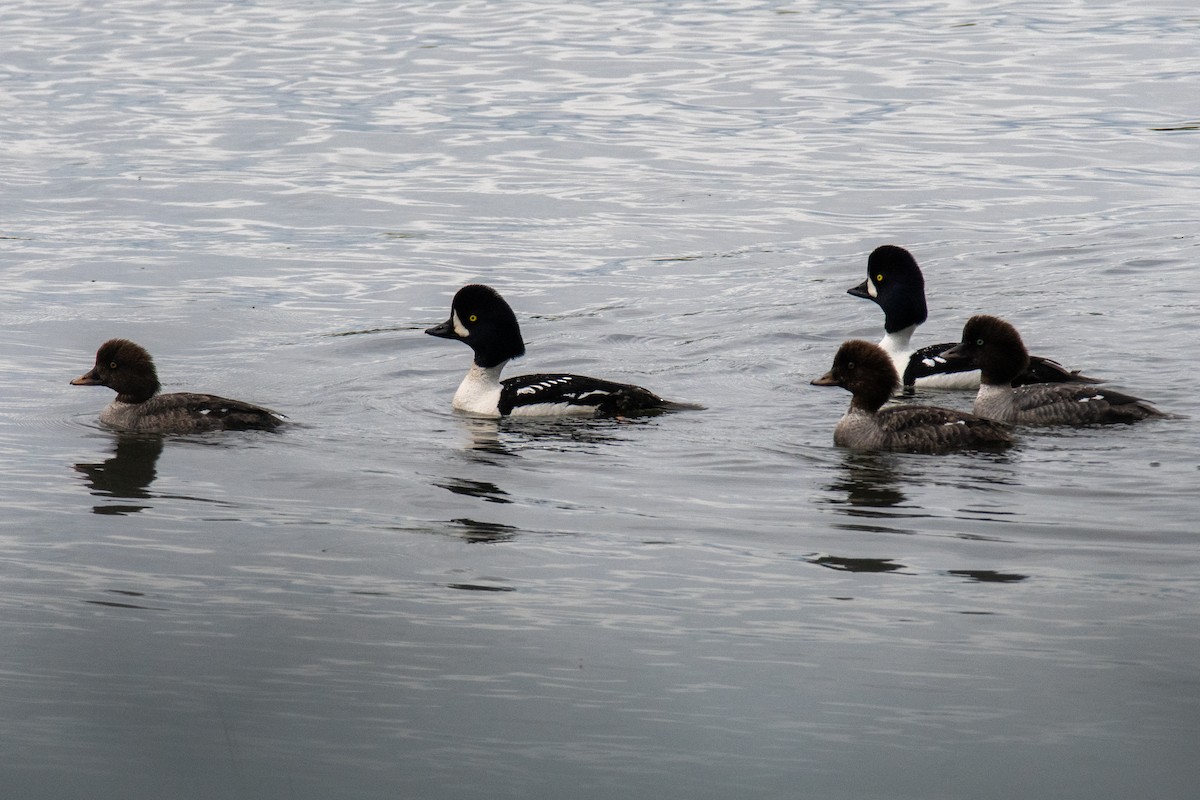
[[457, 417, 508, 458], [435, 477, 512, 504], [456, 414, 654, 458], [807, 554, 907, 574], [73, 434, 164, 514], [947, 569, 1028, 583], [448, 517, 519, 543], [826, 451, 908, 515]]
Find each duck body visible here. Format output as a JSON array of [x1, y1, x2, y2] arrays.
[[829, 403, 1013, 454], [93, 393, 284, 433], [72, 339, 284, 433], [944, 315, 1167, 426], [812, 339, 1013, 454], [849, 245, 1096, 389], [426, 284, 692, 419], [449, 363, 669, 418]]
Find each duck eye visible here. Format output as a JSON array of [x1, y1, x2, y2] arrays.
[[468, 314, 478, 322], [109, 361, 118, 369], [874, 274, 883, 282], [975, 338, 984, 347], [846, 361, 855, 370]]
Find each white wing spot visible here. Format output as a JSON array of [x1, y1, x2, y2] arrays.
[[518, 377, 576, 395]]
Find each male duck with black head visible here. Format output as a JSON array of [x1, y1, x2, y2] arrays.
[[813, 340, 1013, 454], [72, 339, 284, 433], [426, 284, 698, 418], [848, 245, 1097, 389]]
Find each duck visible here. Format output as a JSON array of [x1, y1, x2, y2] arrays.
[[71, 339, 284, 433], [848, 245, 1097, 389], [425, 284, 696, 418], [942, 315, 1168, 425], [812, 340, 1013, 453]]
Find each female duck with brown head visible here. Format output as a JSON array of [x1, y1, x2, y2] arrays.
[[943, 315, 1168, 425], [812, 340, 1013, 454], [71, 339, 284, 433]]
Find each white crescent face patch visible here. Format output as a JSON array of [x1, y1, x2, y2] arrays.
[[452, 310, 470, 338], [867, 279, 879, 299]]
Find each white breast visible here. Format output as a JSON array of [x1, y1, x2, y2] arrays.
[[878, 328, 916, 379], [452, 363, 505, 418]]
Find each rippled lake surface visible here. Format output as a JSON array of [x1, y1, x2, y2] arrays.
[[3, 1, 1199, 797]]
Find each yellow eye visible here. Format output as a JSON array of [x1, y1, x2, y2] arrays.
[[109, 361, 118, 369], [875, 274, 883, 282], [468, 314, 478, 322]]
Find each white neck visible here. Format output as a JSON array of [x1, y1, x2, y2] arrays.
[[879, 325, 917, 358], [879, 325, 917, 382], [452, 361, 507, 417]]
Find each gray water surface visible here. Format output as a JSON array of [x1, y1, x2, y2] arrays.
[[2, 1, 1198, 798]]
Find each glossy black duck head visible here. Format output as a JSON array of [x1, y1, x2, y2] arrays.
[[425, 284, 526, 369], [847, 245, 929, 334]]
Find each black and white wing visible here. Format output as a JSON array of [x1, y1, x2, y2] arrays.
[[902, 342, 976, 386], [499, 373, 669, 417]]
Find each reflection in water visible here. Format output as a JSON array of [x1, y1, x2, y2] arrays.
[[458, 417, 510, 458], [807, 554, 907, 574], [823, 449, 1022, 536], [449, 517, 519, 543], [441, 415, 661, 516], [446, 582, 515, 592], [456, 414, 655, 457], [824, 451, 909, 517], [435, 477, 512, 504], [947, 569, 1029, 583], [832, 452, 907, 511], [73, 434, 164, 515], [84, 590, 163, 611]]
